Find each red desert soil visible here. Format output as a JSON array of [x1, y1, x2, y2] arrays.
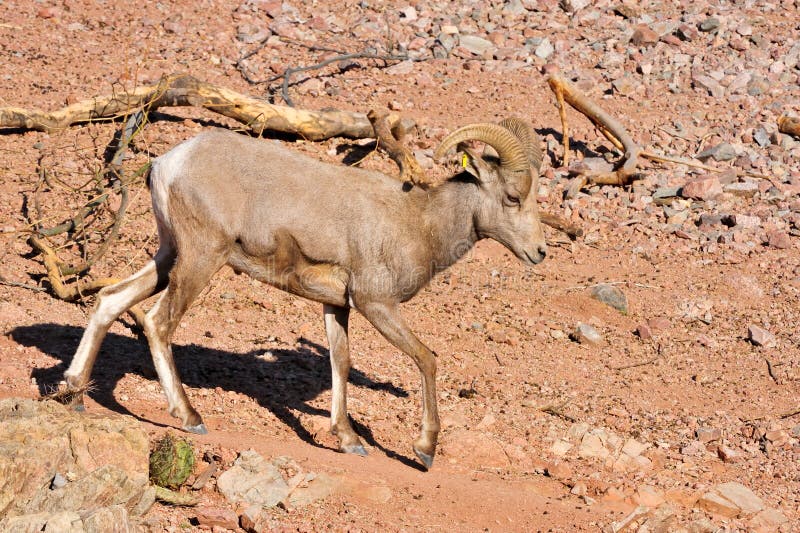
[[1, 0, 799, 531]]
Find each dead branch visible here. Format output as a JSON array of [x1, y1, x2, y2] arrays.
[[236, 37, 411, 106], [367, 109, 430, 187], [779, 116, 800, 138], [28, 234, 145, 328], [545, 68, 773, 196], [539, 212, 583, 240], [0, 73, 394, 141], [0, 277, 47, 292], [780, 406, 800, 419], [538, 399, 577, 422], [547, 71, 641, 186], [608, 356, 659, 371], [154, 486, 198, 507]]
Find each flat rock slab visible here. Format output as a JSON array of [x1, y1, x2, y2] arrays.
[[590, 284, 629, 314], [217, 450, 290, 509], [0, 399, 152, 531]]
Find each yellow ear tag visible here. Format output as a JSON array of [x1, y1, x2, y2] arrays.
[[461, 153, 468, 168]]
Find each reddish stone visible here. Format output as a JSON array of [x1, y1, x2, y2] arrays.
[[636, 324, 653, 340], [195, 507, 239, 530], [682, 175, 723, 200], [631, 24, 659, 46], [647, 317, 671, 331], [767, 230, 792, 249]]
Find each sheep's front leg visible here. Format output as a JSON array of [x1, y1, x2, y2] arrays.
[[357, 301, 439, 470], [323, 304, 367, 456]]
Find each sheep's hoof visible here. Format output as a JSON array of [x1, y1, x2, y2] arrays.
[[183, 423, 208, 435], [341, 443, 368, 456], [413, 446, 434, 470]]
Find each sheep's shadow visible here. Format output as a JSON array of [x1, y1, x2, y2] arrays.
[[11, 323, 422, 469]]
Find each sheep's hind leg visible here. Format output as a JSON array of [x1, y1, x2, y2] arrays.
[[63, 247, 174, 411], [324, 304, 367, 456], [142, 252, 225, 434]]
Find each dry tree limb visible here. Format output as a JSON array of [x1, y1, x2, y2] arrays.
[[538, 399, 577, 422], [545, 68, 773, 196], [154, 486, 198, 507], [539, 212, 583, 240], [236, 37, 411, 106], [28, 234, 146, 328], [547, 71, 642, 187], [780, 406, 800, 419], [367, 108, 430, 187], [0, 73, 389, 141], [779, 116, 800, 138]]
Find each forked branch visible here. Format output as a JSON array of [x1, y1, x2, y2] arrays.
[[546, 68, 772, 196], [367, 109, 431, 187], [0, 74, 390, 141]]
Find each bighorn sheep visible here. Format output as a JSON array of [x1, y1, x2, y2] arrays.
[[63, 118, 546, 469]]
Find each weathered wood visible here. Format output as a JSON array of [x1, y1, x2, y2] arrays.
[[367, 109, 431, 187], [0, 74, 396, 141], [779, 116, 800, 138]]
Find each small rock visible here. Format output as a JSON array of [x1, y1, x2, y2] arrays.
[[680, 441, 707, 456], [613, 4, 638, 19], [699, 17, 720, 32], [288, 473, 343, 508], [37, 7, 60, 18], [578, 433, 609, 459], [647, 317, 671, 331], [545, 460, 572, 480], [195, 507, 239, 530], [534, 38, 555, 59], [732, 214, 761, 229], [51, 472, 67, 489], [748, 325, 776, 347], [717, 444, 739, 463], [682, 175, 722, 201], [570, 481, 587, 496], [692, 74, 725, 98], [765, 429, 790, 445], [696, 491, 741, 518], [695, 427, 722, 443], [634, 485, 665, 507], [560, 0, 590, 12], [767, 231, 792, 249], [713, 482, 765, 517], [571, 323, 602, 345], [631, 25, 659, 46], [754, 128, 771, 147], [621, 438, 648, 458], [398, 6, 417, 21], [217, 451, 290, 509], [724, 181, 759, 197], [590, 284, 628, 314], [385, 60, 415, 75], [236, 23, 270, 43], [697, 143, 737, 162], [750, 508, 790, 530], [635, 324, 652, 340], [550, 439, 572, 457], [459, 35, 495, 56]]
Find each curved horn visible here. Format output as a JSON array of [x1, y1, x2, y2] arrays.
[[434, 123, 529, 174], [499, 117, 543, 173]]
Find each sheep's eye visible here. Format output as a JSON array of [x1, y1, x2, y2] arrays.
[[505, 194, 520, 207]]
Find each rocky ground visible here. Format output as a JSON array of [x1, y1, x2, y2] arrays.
[[1, 0, 799, 531]]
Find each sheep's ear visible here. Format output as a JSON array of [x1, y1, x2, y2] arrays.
[[460, 146, 496, 183]]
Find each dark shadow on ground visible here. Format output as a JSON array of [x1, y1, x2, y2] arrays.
[[11, 323, 422, 469]]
